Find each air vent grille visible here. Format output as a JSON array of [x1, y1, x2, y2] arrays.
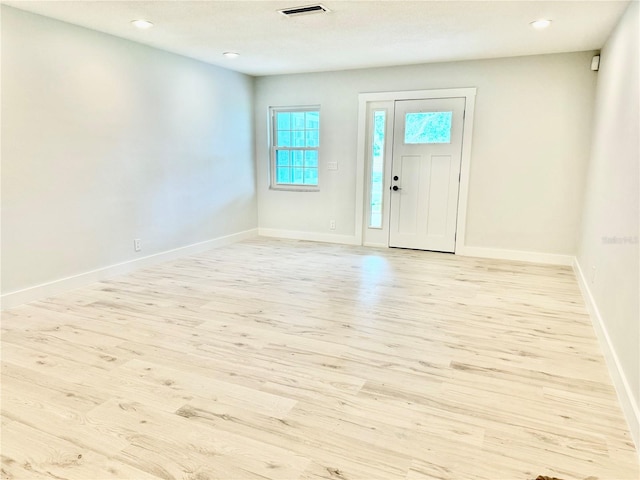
[[278, 4, 330, 17]]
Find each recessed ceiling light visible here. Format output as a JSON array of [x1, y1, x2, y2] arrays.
[[223, 52, 240, 59], [530, 19, 552, 30], [131, 19, 154, 29]]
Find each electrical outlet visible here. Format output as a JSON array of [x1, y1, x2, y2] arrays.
[[329, 219, 336, 230], [590, 266, 596, 285], [134, 238, 142, 252]]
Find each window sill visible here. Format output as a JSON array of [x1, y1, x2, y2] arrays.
[[269, 185, 320, 192]]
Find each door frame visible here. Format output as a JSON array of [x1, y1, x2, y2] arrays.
[[355, 88, 477, 254]]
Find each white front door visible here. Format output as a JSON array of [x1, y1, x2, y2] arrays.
[[389, 97, 466, 252]]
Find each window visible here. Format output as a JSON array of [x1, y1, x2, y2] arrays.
[[369, 110, 386, 228], [270, 107, 320, 189], [404, 111, 452, 144]]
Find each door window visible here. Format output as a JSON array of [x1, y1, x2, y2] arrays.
[[404, 112, 453, 144], [369, 110, 386, 228]]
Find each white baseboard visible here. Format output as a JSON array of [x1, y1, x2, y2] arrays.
[[363, 242, 388, 248], [257, 234, 574, 266], [456, 245, 574, 266], [1, 228, 258, 310], [258, 228, 359, 246], [573, 258, 640, 455]]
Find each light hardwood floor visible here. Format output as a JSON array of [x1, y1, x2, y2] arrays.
[[1, 238, 638, 480]]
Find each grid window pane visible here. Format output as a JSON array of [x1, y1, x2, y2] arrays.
[[292, 167, 304, 184], [304, 168, 318, 185], [277, 112, 291, 130], [304, 150, 318, 167], [277, 130, 292, 147], [276, 167, 291, 183], [276, 150, 290, 166], [293, 131, 306, 147], [292, 151, 304, 166], [305, 111, 319, 129], [306, 130, 319, 147], [291, 112, 305, 129]]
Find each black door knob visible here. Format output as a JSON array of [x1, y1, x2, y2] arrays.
[[393, 175, 399, 181], [392, 185, 399, 191]]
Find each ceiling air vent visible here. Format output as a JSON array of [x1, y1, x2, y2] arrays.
[[278, 4, 330, 17]]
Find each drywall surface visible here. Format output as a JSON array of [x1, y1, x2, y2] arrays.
[[577, 1, 639, 439], [255, 51, 597, 254], [1, 6, 257, 295]]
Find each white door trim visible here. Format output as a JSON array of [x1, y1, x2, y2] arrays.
[[355, 88, 477, 254]]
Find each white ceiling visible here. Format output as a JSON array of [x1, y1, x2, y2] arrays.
[[3, 1, 630, 76]]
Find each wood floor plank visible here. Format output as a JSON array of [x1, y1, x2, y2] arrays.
[[115, 358, 298, 419], [2, 237, 638, 479], [0, 420, 159, 479], [1, 375, 132, 457], [86, 398, 311, 479]]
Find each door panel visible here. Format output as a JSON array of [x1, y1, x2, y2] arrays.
[[426, 155, 451, 236], [396, 155, 422, 235], [389, 98, 465, 252]]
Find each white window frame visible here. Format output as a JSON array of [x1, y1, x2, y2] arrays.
[[269, 105, 320, 192]]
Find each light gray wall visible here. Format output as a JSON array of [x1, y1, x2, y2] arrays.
[[255, 52, 597, 254], [577, 1, 639, 433], [1, 6, 257, 294]]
